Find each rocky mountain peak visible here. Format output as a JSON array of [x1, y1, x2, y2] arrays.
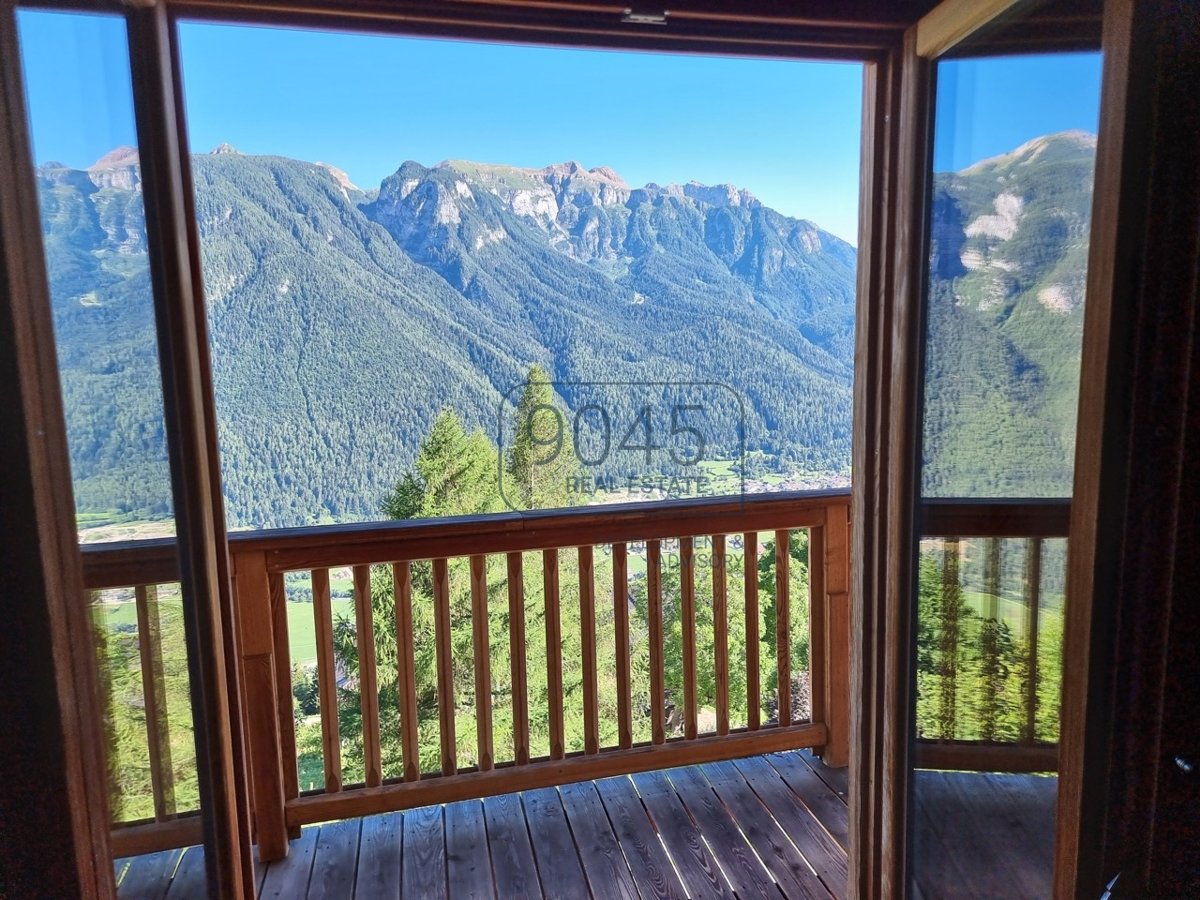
[[960, 129, 1099, 175], [210, 142, 241, 155], [315, 161, 358, 192], [90, 146, 139, 170], [88, 146, 141, 191], [681, 181, 759, 209]]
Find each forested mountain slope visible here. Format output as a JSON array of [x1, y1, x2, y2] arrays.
[[40, 131, 1092, 529], [922, 131, 1095, 496]]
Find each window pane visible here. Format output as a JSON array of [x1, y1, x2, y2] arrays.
[[920, 53, 1101, 499], [911, 48, 1101, 900], [178, 23, 863, 529], [19, 9, 175, 539], [16, 8, 203, 883]]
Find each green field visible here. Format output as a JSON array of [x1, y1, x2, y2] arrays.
[[101, 597, 353, 666]]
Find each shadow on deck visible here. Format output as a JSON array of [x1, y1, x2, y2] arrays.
[[116, 750, 848, 899]]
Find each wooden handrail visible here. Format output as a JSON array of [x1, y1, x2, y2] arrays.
[[81, 489, 851, 588], [920, 497, 1070, 537]]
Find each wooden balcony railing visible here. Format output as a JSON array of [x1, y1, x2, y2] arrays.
[[913, 499, 1070, 774], [82, 489, 852, 861]]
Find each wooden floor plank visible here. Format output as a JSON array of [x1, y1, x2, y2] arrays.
[[733, 755, 847, 894], [117, 848, 183, 900], [164, 846, 206, 898], [402, 803, 447, 900], [308, 818, 363, 900], [631, 770, 734, 900], [766, 751, 850, 848], [911, 771, 1055, 900], [482, 792, 543, 899], [522, 787, 589, 899], [559, 780, 640, 900], [446, 799, 494, 899], [259, 827, 320, 899], [798, 749, 849, 802], [354, 812, 403, 899], [115, 753, 859, 900], [910, 776, 982, 899], [982, 772, 1057, 854], [699, 761, 829, 899], [596, 775, 688, 900], [664, 766, 778, 900]]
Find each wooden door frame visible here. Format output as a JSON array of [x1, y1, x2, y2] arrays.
[[1057, 1, 1200, 895], [848, 23, 934, 900], [0, 2, 256, 896], [10, 0, 1128, 895], [125, 4, 256, 895]]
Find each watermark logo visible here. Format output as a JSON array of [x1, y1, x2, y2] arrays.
[[496, 380, 746, 511]]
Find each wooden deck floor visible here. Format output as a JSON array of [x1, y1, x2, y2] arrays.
[[116, 750, 849, 899], [911, 771, 1057, 900]]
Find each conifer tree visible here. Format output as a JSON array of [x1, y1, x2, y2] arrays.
[[506, 365, 580, 510]]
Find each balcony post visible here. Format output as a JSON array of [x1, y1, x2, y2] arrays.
[[232, 549, 289, 861], [823, 501, 851, 768]]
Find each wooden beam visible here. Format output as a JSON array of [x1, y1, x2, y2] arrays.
[[543, 549, 565, 760], [823, 506, 851, 768], [162, 0, 897, 61], [469, 555, 493, 771], [505, 553, 530, 766], [79, 491, 851, 591], [913, 741, 1057, 773], [312, 568, 342, 791], [231, 552, 287, 863], [110, 815, 204, 860], [393, 563, 420, 781], [255, 490, 837, 572], [647, 540, 666, 745], [915, 0, 1027, 58], [680, 538, 698, 740], [578, 546, 599, 754], [1059, 1, 1200, 894], [1056, 0, 1138, 892], [353, 565, 382, 787], [744, 532, 761, 731], [432, 558, 457, 775], [774, 530, 791, 727], [850, 25, 934, 900]]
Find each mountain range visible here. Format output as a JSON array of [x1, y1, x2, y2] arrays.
[[37, 131, 1093, 529]]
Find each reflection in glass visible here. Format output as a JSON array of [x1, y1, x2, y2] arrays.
[[921, 54, 1101, 499], [911, 49, 1100, 900]]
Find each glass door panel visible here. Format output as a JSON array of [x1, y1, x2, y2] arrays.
[[15, 8, 209, 894], [909, 47, 1101, 899]]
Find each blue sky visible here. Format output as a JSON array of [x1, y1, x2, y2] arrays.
[[934, 53, 1102, 171], [19, 11, 1101, 245]]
